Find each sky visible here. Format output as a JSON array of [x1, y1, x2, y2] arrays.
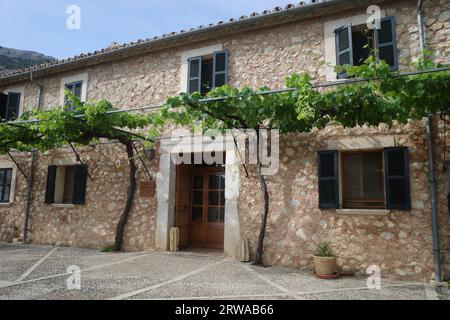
[[0, 0, 302, 59]]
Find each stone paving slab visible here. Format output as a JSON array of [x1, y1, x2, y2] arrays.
[[0, 243, 443, 300], [245, 264, 408, 293], [0, 257, 42, 282], [26, 251, 145, 281], [300, 285, 428, 300], [134, 261, 279, 300]]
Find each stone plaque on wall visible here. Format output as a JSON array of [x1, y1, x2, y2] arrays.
[[140, 180, 156, 197]]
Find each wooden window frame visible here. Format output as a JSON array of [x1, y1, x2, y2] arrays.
[[340, 149, 386, 209]]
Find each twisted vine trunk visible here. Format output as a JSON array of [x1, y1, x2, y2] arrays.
[[254, 161, 269, 266], [253, 129, 271, 266], [113, 140, 137, 252]]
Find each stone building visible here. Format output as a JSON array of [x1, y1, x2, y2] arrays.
[[0, 0, 449, 281]]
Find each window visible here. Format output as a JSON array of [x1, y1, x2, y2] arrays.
[[188, 51, 228, 94], [0, 92, 21, 121], [342, 151, 384, 209], [318, 147, 410, 210], [64, 81, 83, 109], [335, 16, 398, 78], [59, 73, 88, 107], [0, 168, 13, 203], [45, 165, 88, 205]]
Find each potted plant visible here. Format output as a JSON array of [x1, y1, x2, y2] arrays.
[[313, 242, 338, 279]]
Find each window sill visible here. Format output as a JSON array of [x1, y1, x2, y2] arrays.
[[0, 203, 13, 207], [336, 209, 390, 216], [50, 204, 76, 208]]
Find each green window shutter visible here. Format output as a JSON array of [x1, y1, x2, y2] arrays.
[[188, 57, 202, 93], [6, 92, 21, 120], [72, 164, 87, 205], [384, 147, 411, 210], [213, 50, 228, 88], [375, 16, 398, 71], [335, 24, 353, 79], [318, 150, 340, 209], [0, 93, 7, 120], [45, 166, 57, 204]]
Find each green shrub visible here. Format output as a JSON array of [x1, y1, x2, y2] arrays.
[[314, 242, 336, 258], [101, 245, 115, 253]]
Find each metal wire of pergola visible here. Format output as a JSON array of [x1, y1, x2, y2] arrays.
[[1, 66, 449, 127]]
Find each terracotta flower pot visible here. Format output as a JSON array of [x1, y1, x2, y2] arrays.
[[313, 256, 337, 276]]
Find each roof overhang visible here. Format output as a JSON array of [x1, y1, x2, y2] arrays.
[[0, 0, 392, 86]]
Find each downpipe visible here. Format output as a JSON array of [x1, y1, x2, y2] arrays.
[[23, 73, 41, 243], [417, 0, 425, 54], [426, 116, 442, 282], [418, 0, 442, 282]]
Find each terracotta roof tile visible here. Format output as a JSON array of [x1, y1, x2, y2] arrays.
[[0, 1, 332, 80]]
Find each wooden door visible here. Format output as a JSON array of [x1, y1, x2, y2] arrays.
[[175, 165, 192, 249], [192, 167, 225, 250]]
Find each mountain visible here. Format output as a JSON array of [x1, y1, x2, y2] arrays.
[[0, 46, 57, 73]]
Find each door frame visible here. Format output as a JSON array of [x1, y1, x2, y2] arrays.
[[155, 135, 241, 257]]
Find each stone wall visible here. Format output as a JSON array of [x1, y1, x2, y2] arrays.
[[0, 142, 160, 252], [0, 0, 449, 280], [239, 119, 450, 281]]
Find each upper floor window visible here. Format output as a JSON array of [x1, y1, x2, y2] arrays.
[[188, 51, 228, 95], [64, 81, 83, 110], [65, 81, 83, 100], [59, 73, 88, 108], [335, 16, 398, 78], [0, 92, 21, 121]]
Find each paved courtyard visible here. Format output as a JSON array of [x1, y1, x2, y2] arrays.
[[0, 243, 445, 300]]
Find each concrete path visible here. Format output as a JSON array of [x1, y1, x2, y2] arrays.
[[0, 243, 445, 300]]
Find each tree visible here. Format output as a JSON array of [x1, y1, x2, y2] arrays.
[[0, 94, 165, 251]]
